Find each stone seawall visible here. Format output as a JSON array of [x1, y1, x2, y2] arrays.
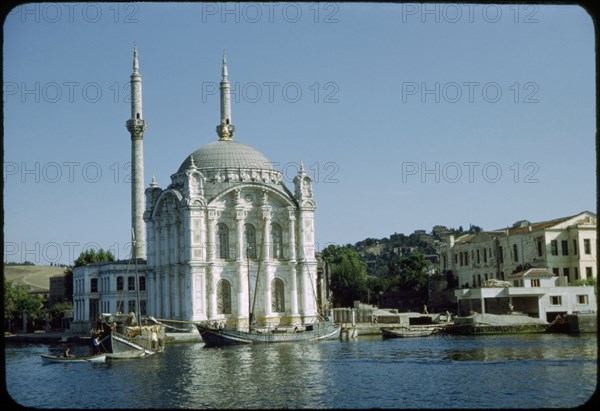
[[444, 323, 549, 335]]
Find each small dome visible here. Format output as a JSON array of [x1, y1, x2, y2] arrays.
[[177, 140, 272, 173]]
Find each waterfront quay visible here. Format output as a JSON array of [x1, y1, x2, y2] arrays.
[[6, 312, 594, 347]]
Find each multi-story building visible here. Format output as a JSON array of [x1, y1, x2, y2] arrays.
[[439, 211, 596, 288]]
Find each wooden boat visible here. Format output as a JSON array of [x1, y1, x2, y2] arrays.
[[196, 221, 341, 347], [382, 327, 436, 338], [41, 354, 106, 363], [93, 313, 165, 359], [196, 320, 340, 346], [91, 231, 166, 359]]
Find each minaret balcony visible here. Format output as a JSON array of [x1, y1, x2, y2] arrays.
[[126, 118, 148, 137]]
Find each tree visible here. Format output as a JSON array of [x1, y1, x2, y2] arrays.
[[322, 245, 367, 307], [4, 278, 45, 332], [74, 248, 115, 267], [49, 301, 74, 329], [386, 252, 430, 293]]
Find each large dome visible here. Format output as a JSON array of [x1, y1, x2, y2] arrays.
[[177, 140, 273, 173]]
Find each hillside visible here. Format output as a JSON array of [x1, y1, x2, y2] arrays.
[[3, 265, 66, 292]]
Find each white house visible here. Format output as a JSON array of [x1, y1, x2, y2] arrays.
[[454, 268, 596, 322]]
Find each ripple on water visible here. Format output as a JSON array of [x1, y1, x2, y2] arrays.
[[5, 334, 597, 409]]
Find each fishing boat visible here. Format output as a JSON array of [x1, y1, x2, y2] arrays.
[[41, 353, 106, 363], [196, 221, 341, 346], [381, 327, 436, 338], [93, 313, 165, 359], [91, 230, 166, 359], [196, 319, 340, 346]]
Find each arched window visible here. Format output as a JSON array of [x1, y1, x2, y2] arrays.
[[217, 279, 232, 314], [244, 223, 257, 259], [217, 223, 229, 259], [271, 278, 285, 313], [271, 223, 283, 259]]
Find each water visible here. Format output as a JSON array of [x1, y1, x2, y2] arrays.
[[5, 333, 597, 409]]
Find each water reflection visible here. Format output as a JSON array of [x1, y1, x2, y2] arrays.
[[148, 342, 330, 408], [441, 334, 597, 363], [5, 334, 596, 409]]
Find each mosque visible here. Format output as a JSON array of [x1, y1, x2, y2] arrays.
[[71, 48, 323, 331]]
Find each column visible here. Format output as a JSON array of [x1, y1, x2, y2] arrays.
[[154, 223, 162, 317], [183, 210, 193, 262], [236, 212, 246, 319], [173, 220, 181, 318], [207, 211, 217, 319], [288, 208, 298, 317], [146, 220, 155, 266], [263, 213, 272, 319]]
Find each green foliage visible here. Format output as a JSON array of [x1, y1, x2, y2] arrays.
[[386, 252, 430, 293], [74, 248, 115, 267], [4, 278, 45, 327], [48, 301, 74, 329], [4, 261, 35, 266], [573, 277, 597, 294], [512, 263, 532, 274], [323, 244, 367, 307]]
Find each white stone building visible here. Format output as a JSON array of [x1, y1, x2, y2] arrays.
[[454, 268, 596, 321], [439, 211, 597, 288], [144, 55, 319, 328], [71, 50, 321, 332]]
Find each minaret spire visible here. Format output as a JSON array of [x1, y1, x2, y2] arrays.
[[216, 51, 235, 140], [126, 44, 147, 260], [133, 43, 139, 72]]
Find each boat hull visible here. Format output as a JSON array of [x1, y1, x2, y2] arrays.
[[196, 322, 341, 347], [41, 354, 106, 363], [382, 328, 435, 338]]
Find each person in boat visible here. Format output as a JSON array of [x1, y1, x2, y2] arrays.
[[96, 314, 104, 331], [63, 345, 75, 358], [92, 336, 101, 354]]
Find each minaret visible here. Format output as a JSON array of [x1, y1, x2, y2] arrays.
[[216, 52, 235, 140], [126, 44, 147, 260]]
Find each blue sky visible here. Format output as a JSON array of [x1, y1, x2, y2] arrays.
[[3, 3, 596, 264]]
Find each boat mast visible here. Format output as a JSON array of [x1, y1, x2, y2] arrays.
[[246, 245, 252, 332], [250, 218, 267, 329]]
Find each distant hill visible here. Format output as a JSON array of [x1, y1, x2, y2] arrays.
[[3, 265, 66, 292]]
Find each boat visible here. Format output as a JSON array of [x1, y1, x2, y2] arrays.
[[41, 353, 106, 363], [196, 221, 341, 346], [196, 319, 340, 346], [91, 230, 166, 359], [381, 327, 436, 338], [93, 313, 165, 359]]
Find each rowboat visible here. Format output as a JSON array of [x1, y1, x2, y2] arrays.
[[41, 354, 107, 363], [382, 327, 436, 338]]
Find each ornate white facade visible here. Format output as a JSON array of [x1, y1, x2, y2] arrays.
[[143, 55, 320, 328], [71, 50, 322, 332]]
